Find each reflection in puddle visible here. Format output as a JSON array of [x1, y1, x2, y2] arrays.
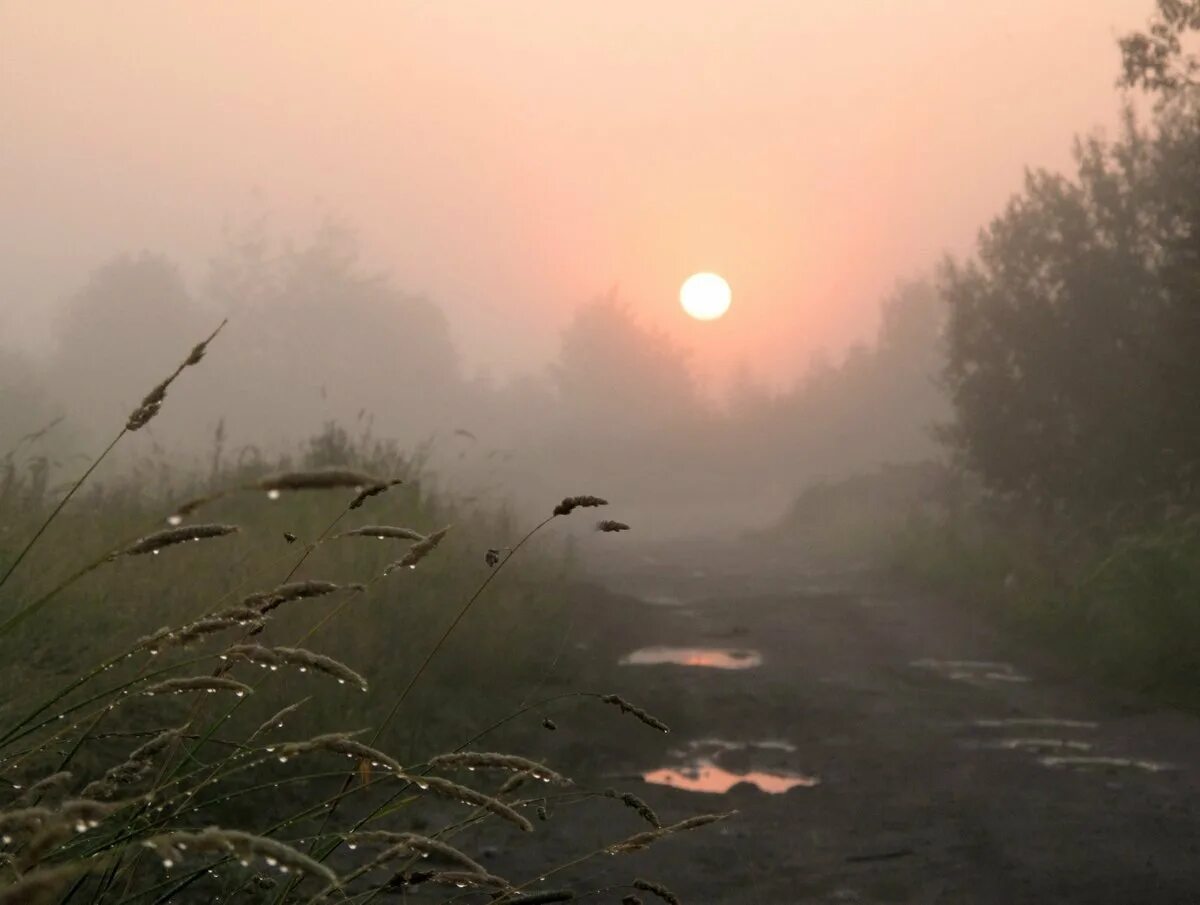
[[645, 738, 816, 794], [1039, 755, 1174, 773], [621, 646, 763, 669], [640, 593, 684, 607], [912, 659, 1030, 683], [991, 737, 1093, 753], [973, 718, 1098, 730], [644, 759, 817, 794]]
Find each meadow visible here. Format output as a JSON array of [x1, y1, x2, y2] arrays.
[[0, 328, 722, 904]]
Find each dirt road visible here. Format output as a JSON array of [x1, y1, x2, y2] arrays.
[[482, 540, 1200, 904]]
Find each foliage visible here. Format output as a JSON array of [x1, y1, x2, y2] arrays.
[[940, 103, 1200, 524], [0, 328, 721, 904]]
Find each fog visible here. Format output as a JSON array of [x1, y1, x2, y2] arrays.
[[0, 1, 1154, 532], [8, 6, 1200, 901]]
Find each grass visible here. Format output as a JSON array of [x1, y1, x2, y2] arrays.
[[0, 326, 725, 904], [774, 464, 1200, 710]]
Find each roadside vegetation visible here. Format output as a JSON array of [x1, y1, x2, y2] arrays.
[[776, 1, 1200, 707], [0, 329, 725, 903]]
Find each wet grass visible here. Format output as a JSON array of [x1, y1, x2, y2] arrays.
[[0, 328, 726, 904]]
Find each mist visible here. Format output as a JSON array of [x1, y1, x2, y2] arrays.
[[4, 4, 1200, 903]]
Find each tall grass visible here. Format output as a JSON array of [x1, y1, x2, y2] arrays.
[[0, 328, 725, 904]]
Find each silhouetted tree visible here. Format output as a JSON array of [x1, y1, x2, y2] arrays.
[[941, 105, 1200, 520]]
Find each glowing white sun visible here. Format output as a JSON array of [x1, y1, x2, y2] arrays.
[[680, 272, 731, 321]]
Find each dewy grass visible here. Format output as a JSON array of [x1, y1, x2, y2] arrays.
[[0, 326, 716, 904]]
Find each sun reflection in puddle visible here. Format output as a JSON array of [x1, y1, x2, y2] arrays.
[[644, 759, 817, 794], [621, 647, 762, 669], [912, 658, 1030, 683], [643, 738, 816, 794]]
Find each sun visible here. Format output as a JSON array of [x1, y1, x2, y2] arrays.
[[680, 272, 731, 321]]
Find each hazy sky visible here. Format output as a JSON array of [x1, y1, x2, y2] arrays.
[[2, 1, 1154, 386]]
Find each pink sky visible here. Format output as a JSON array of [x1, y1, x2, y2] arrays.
[[1, 1, 1155, 386]]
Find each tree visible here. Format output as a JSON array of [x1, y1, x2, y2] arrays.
[[1119, 0, 1200, 98], [49, 252, 207, 438], [941, 107, 1200, 520]]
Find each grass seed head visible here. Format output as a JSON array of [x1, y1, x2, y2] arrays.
[[632, 879, 681, 905], [120, 524, 239, 557], [600, 694, 670, 733], [552, 495, 608, 516]]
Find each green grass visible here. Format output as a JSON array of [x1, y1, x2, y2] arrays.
[[776, 464, 1200, 710], [0, 336, 723, 903]]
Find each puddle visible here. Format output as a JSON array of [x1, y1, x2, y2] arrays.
[[621, 646, 763, 669], [973, 718, 1098, 730], [1038, 755, 1174, 773], [644, 738, 815, 794], [644, 759, 817, 794], [912, 659, 1030, 683], [640, 593, 684, 607], [990, 737, 1093, 753]]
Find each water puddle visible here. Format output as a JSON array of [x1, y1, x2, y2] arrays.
[[972, 717, 1098, 730], [643, 738, 816, 794], [990, 737, 1093, 753], [1038, 755, 1174, 773], [644, 759, 817, 794], [621, 646, 762, 669], [640, 593, 684, 607], [911, 659, 1030, 684]]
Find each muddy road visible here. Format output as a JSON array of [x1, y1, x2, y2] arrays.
[[474, 541, 1200, 904]]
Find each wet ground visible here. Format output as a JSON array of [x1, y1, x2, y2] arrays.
[[459, 539, 1200, 903]]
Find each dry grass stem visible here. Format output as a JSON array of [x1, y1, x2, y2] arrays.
[[124, 320, 227, 433], [605, 789, 660, 827], [118, 524, 239, 557], [279, 734, 403, 775], [14, 772, 73, 807], [150, 828, 338, 884], [552, 495, 608, 516], [427, 752, 567, 785], [80, 727, 184, 799], [385, 526, 451, 573], [596, 520, 631, 532], [600, 694, 670, 733], [223, 645, 368, 691], [348, 479, 403, 510], [337, 526, 426, 542], [497, 892, 577, 904], [632, 879, 682, 905], [607, 813, 733, 855], [251, 700, 307, 739], [143, 676, 252, 697], [403, 774, 533, 832]]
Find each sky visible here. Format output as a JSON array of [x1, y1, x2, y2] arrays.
[[1, 0, 1156, 388]]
